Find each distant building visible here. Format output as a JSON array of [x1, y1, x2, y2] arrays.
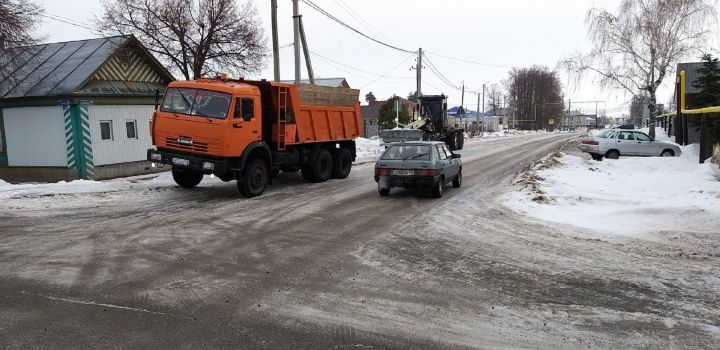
[[562, 110, 597, 129], [0, 35, 174, 182], [360, 104, 380, 138]]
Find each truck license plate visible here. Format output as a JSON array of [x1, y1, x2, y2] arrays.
[[172, 158, 190, 166], [392, 170, 414, 176]]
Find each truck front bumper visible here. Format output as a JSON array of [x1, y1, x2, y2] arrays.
[[147, 149, 230, 174]]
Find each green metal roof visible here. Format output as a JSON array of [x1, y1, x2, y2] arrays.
[[0, 35, 174, 99]]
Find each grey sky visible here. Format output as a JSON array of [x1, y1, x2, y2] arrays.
[[35, 0, 718, 118]]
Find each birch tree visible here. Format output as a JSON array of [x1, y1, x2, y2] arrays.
[[562, 0, 716, 138], [0, 0, 42, 48]]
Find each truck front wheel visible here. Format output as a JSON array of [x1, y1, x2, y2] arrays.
[[172, 168, 203, 188], [238, 159, 268, 197]]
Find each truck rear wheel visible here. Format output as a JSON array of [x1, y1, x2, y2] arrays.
[[238, 159, 268, 197], [172, 168, 203, 188], [302, 148, 332, 183], [331, 148, 352, 179]]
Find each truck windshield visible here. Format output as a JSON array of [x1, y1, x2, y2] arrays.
[[382, 145, 431, 160], [161, 87, 232, 119]]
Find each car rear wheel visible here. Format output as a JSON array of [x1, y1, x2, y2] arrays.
[[605, 150, 620, 160], [172, 168, 203, 188], [378, 182, 390, 196], [452, 169, 462, 188], [661, 149, 675, 157], [431, 177, 444, 198]]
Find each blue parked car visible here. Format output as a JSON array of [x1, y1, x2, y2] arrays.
[[374, 141, 462, 198]]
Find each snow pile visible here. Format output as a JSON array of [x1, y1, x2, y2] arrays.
[[503, 144, 720, 238], [354, 136, 383, 162], [0, 178, 10, 188]]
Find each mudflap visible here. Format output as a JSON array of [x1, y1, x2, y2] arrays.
[[378, 176, 391, 190]]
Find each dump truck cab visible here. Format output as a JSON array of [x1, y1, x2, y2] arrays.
[[153, 79, 263, 158]]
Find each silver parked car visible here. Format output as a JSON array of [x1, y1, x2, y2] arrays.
[[374, 141, 462, 198], [580, 130, 681, 160]]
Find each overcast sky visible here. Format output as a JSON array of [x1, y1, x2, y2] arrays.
[[35, 0, 719, 118]]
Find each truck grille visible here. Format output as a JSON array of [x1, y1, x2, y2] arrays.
[[165, 137, 209, 153]]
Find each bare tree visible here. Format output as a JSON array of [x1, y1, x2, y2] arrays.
[[486, 83, 503, 116], [0, 0, 42, 49], [507, 67, 564, 130], [562, 0, 716, 138], [630, 94, 650, 126], [97, 0, 267, 80]]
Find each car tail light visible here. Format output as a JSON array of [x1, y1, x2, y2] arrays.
[[375, 168, 390, 176], [582, 140, 599, 145], [415, 169, 438, 177]]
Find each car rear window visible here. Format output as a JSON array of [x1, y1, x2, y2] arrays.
[[597, 130, 616, 138], [382, 145, 431, 160]]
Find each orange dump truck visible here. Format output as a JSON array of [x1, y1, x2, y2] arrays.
[[147, 77, 362, 197]]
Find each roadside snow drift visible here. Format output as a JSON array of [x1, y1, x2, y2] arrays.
[[503, 144, 720, 238]]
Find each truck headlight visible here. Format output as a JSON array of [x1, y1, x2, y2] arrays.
[[150, 152, 162, 161], [202, 162, 214, 170]]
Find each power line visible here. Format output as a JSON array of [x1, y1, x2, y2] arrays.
[[422, 53, 461, 91], [360, 52, 416, 89], [332, 0, 388, 42], [424, 50, 510, 69], [301, 0, 415, 54], [38, 13, 99, 33], [310, 50, 413, 80]]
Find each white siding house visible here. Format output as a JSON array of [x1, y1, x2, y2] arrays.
[[0, 35, 174, 182]]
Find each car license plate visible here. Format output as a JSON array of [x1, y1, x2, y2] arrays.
[[392, 170, 414, 176], [172, 158, 190, 166]]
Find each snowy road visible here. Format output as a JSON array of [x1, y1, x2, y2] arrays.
[[1, 132, 717, 349]]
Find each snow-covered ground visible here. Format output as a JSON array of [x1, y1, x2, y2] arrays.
[[503, 128, 720, 238]]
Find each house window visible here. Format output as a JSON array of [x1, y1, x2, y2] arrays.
[[126, 120, 138, 139], [0, 127, 4, 152], [100, 120, 113, 141]]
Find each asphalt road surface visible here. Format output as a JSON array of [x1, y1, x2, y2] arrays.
[[1, 133, 718, 349]]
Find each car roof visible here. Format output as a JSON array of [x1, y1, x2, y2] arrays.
[[386, 141, 445, 146]]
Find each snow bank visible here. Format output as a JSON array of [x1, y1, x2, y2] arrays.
[[354, 136, 383, 162], [503, 143, 720, 238]]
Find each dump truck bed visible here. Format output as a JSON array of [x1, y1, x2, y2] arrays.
[[241, 80, 361, 146]]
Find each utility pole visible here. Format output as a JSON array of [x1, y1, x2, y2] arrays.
[[481, 83, 486, 133], [476, 92, 480, 135], [297, 16, 315, 84], [461, 81, 465, 111], [416, 48, 423, 119], [292, 0, 301, 84], [271, 0, 280, 82], [595, 101, 598, 129]]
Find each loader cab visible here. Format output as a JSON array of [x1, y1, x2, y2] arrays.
[[419, 95, 448, 131]]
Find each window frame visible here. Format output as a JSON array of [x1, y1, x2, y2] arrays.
[[436, 145, 448, 160], [125, 119, 138, 139], [100, 120, 114, 141]]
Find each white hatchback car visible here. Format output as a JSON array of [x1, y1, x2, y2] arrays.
[[580, 130, 681, 160]]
